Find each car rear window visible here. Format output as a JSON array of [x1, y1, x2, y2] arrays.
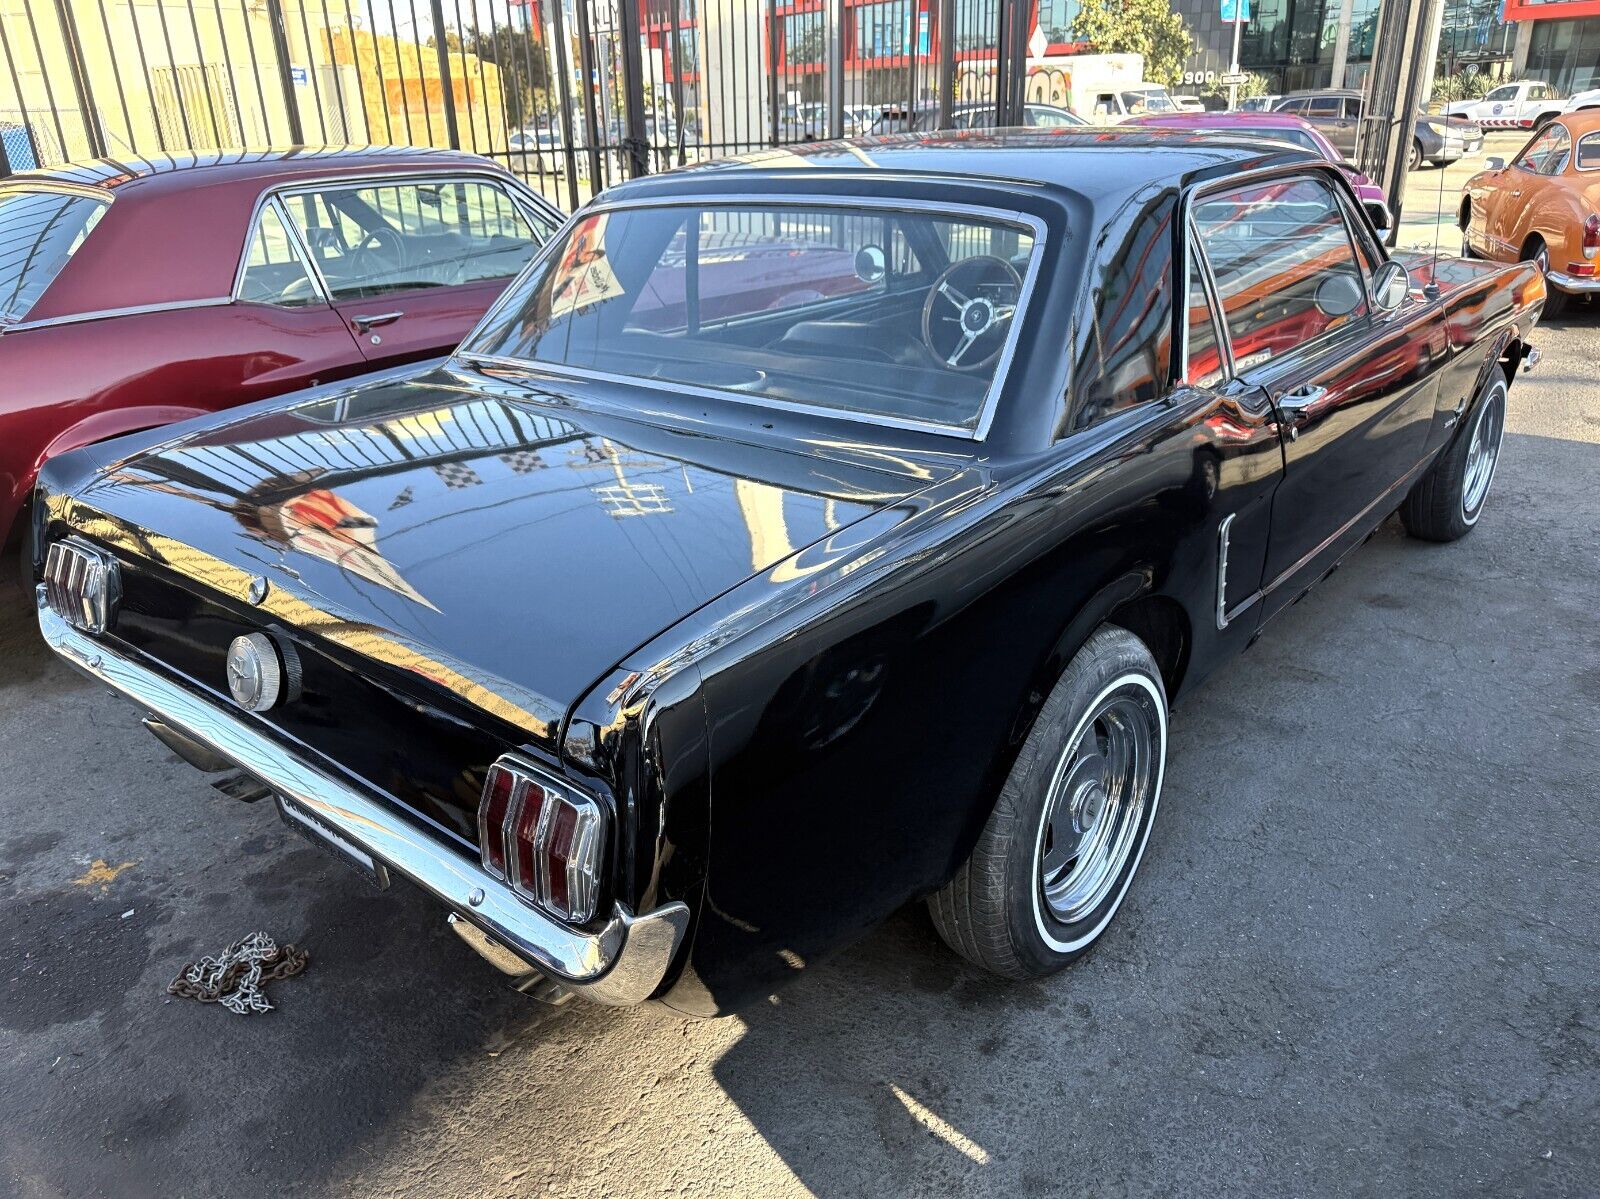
[[0, 187, 109, 324], [463, 202, 1040, 434], [1578, 132, 1600, 170]]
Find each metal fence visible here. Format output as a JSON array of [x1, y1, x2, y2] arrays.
[[0, 0, 1046, 208]]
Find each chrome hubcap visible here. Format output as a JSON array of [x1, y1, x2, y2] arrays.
[[1039, 687, 1161, 926], [1463, 385, 1505, 519]]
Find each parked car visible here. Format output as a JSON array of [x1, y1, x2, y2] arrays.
[[1237, 94, 1282, 113], [1171, 94, 1206, 113], [30, 131, 1542, 1015], [1460, 110, 1600, 316], [869, 101, 1086, 134], [1275, 88, 1483, 167], [0, 147, 562, 551], [1565, 87, 1600, 113], [1443, 79, 1566, 130], [1126, 110, 1393, 234]]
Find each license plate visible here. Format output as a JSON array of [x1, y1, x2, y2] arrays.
[[276, 795, 391, 890]]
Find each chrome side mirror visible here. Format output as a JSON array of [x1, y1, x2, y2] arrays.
[[1372, 260, 1411, 312], [854, 244, 887, 284], [1485, 155, 1506, 171]]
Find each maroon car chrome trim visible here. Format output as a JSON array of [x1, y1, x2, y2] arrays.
[[1, 295, 233, 334]]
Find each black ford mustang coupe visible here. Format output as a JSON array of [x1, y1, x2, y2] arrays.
[[31, 132, 1542, 1015]]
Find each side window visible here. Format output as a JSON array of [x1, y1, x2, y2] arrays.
[[1516, 126, 1566, 173], [0, 187, 108, 323], [1184, 241, 1226, 388], [1307, 97, 1342, 117], [1278, 99, 1306, 114], [1577, 132, 1600, 170], [283, 178, 544, 301], [1344, 97, 1363, 120], [1073, 193, 1177, 426], [237, 202, 321, 307], [1192, 175, 1369, 372], [1541, 125, 1571, 174]]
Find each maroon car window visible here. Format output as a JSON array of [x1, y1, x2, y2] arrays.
[[464, 203, 1039, 433], [1192, 176, 1369, 371], [237, 203, 320, 307], [0, 187, 108, 324], [284, 179, 547, 301]]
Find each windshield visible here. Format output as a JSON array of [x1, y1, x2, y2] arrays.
[[0, 187, 108, 324], [1236, 125, 1322, 153], [463, 202, 1039, 433], [1123, 89, 1175, 114]]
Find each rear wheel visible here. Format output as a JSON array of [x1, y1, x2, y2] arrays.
[[1531, 241, 1569, 317], [929, 625, 1167, 978], [1400, 374, 1507, 542], [1408, 140, 1424, 171]]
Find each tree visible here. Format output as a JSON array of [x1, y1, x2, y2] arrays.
[[461, 24, 552, 132], [1070, 0, 1194, 89]]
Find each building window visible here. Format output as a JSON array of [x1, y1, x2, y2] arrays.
[[855, 0, 912, 59], [953, 0, 997, 52], [1528, 17, 1600, 95], [1037, 0, 1081, 45]]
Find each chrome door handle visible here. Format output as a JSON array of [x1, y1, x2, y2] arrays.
[[352, 310, 403, 332], [1275, 384, 1328, 441]]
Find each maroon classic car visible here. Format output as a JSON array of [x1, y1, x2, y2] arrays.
[[0, 147, 562, 549]]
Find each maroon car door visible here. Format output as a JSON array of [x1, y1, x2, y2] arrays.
[[280, 176, 556, 369]]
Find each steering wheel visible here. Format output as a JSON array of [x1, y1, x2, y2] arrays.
[[348, 224, 408, 281], [921, 255, 1022, 371]]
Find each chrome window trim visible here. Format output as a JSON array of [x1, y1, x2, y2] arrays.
[[1186, 164, 1381, 382], [2, 294, 233, 334], [231, 168, 548, 308], [454, 192, 1051, 443], [230, 194, 330, 306], [1179, 214, 1234, 386]]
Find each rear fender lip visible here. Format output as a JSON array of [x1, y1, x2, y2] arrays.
[[36, 593, 690, 1006]]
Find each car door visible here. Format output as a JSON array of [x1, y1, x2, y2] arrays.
[[1495, 125, 1567, 257], [279, 174, 558, 368], [1192, 171, 1444, 618]]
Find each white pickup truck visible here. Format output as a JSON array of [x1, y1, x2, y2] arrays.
[[1443, 80, 1566, 130]]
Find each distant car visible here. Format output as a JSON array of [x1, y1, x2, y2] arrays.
[[1126, 110, 1393, 234], [869, 101, 1086, 135], [1444, 80, 1566, 130], [1237, 95, 1282, 113], [0, 148, 562, 550], [1274, 88, 1482, 168], [1172, 95, 1206, 113], [1461, 110, 1600, 316], [1563, 87, 1600, 114]]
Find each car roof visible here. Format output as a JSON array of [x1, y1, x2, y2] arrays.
[[603, 130, 1322, 236], [4, 146, 514, 320], [1282, 88, 1361, 99], [3, 145, 494, 194]]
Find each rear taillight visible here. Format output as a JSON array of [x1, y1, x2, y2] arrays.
[[1583, 213, 1600, 260], [42, 536, 121, 634], [478, 757, 606, 924]]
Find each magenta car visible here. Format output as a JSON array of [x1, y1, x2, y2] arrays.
[[1125, 111, 1391, 235]]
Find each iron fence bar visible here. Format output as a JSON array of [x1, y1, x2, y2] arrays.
[[0, 129, 10, 177], [0, 6, 37, 168], [401, 0, 435, 146], [179, 0, 225, 146], [317, 16, 352, 144], [765, 0, 777, 147], [359, 0, 392, 144], [572, 0, 605, 189], [427, 0, 460, 148], [670, 0, 687, 164], [207, 0, 246, 146], [150, 0, 196, 148], [237, 0, 276, 144], [292, 2, 329, 142], [91, 0, 135, 153], [264, 0, 305, 144], [545, 0, 582, 207], [339, 0, 375, 143], [18, 2, 71, 159], [616, 0, 649, 176], [456, 0, 491, 166], [125, 0, 166, 150], [827, 0, 843, 138], [52, 0, 106, 157], [937, 0, 953, 127]]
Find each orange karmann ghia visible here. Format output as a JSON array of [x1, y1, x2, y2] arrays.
[[1461, 110, 1600, 316]]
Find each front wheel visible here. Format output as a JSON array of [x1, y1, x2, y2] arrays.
[[1400, 374, 1507, 542], [1408, 140, 1424, 171], [929, 625, 1167, 978]]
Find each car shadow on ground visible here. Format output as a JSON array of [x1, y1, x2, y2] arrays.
[[1, 425, 1596, 1199]]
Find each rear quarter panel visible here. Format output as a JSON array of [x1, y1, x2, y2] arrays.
[[651, 390, 1283, 1015], [0, 303, 365, 542]]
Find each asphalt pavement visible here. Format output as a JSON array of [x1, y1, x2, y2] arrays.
[[1, 158, 1596, 1198]]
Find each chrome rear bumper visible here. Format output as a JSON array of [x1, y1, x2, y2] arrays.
[[1545, 270, 1600, 294], [38, 596, 688, 1006]]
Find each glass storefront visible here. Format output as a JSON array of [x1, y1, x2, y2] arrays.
[[1527, 16, 1600, 93]]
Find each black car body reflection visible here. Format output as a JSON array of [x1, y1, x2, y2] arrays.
[[32, 130, 1543, 1015]]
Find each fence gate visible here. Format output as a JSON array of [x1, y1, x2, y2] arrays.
[[0, 0, 1037, 205]]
